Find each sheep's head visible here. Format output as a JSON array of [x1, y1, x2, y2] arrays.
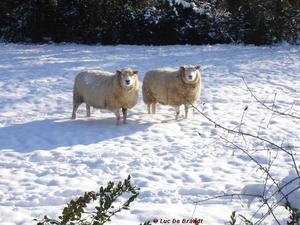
[[117, 67, 139, 88], [180, 65, 201, 84]]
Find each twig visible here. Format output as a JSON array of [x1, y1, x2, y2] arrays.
[[242, 77, 300, 120]]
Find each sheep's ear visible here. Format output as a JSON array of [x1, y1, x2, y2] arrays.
[[116, 70, 122, 75], [177, 66, 185, 78], [133, 70, 139, 75], [195, 65, 201, 70]]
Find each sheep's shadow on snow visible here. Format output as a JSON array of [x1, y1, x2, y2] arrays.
[[0, 117, 153, 153]]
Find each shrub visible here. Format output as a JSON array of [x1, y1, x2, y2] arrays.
[[34, 175, 150, 225]]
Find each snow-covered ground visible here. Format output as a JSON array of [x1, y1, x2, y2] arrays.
[[0, 43, 300, 225]]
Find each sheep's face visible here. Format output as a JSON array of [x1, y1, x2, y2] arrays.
[[117, 68, 139, 88], [181, 65, 201, 83]]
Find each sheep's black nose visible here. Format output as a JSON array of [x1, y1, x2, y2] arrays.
[[126, 80, 130, 84]]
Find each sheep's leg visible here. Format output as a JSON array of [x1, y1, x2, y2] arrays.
[[86, 104, 91, 117], [152, 102, 157, 114], [174, 106, 180, 120], [184, 105, 189, 119], [122, 108, 128, 124], [114, 110, 121, 125], [72, 102, 82, 119], [147, 104, 151, 114]]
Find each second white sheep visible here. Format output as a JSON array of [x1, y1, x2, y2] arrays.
[[142, 65, 201, 119]]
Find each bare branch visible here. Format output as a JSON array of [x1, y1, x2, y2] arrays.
[[186, 76, 300, 224], [242, 77, 300, 120]]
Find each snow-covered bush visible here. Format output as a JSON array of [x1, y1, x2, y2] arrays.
[[1, 0, 299, 45]]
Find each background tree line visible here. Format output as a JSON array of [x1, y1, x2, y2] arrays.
[[0, 0, 299, 45]]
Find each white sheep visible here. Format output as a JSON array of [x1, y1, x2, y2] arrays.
[[72, 67, 139, 125], [142, 65, 201, 120]]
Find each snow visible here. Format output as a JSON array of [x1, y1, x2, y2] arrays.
[[276, 171, 300, 210], [0, 43, 300, 225], [241, 183, 267, 208]]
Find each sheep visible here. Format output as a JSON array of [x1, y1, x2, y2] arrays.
[[142, 65, 201, 120], [72, 67, 139, 125]]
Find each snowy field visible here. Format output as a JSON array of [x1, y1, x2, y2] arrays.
[[0, 43, 300, 225]]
